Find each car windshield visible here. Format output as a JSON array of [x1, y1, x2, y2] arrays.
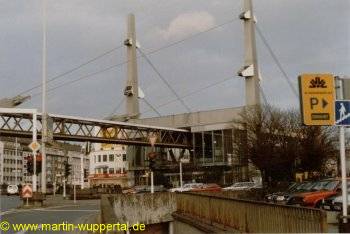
[[232, 182, 254, 187], [296, 182, 315, 192], [184, 183, 202, 188], [288, 183, 301, 192], [310, 181, 332, 191], [322, 181, 339, 191]]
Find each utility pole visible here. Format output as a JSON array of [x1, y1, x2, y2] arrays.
[[41, 0, 47, 194], [15, 138, 18, 185], [32, 111, 38, 192], [0, 142, 3, 185], [238, 0, 261, 181], [80, 154, 84, 189], [336, 77, 348, 223], [238, 0, 260, 106], [124, 13, 140, 120], [179, 160, 183, 188]]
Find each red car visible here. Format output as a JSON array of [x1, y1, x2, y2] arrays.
[[289, 179, 344, 208]]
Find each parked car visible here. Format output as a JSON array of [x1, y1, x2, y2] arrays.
[[192, 183, 222, 192], [321, 186, 350, 211], [223, 182, 257, 191], [287, 179, 343, 208], [265, 182, 296, 203], [6, 184, 19, 195], [168, 183, 204, 192], [266, 181, 316, 204], [123, 185, 166, 194], [322, 194, 350, 212]]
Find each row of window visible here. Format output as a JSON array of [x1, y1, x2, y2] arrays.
[[95, 168, 124, 174], [4, 150, 23, 156], [94, 154, 127, 163], [3, 159, 22, 164], [3, 168, 22, 173], [3, 176, 22, 181]]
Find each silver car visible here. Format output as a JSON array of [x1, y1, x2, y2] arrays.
[[6, 184, 19, 195]]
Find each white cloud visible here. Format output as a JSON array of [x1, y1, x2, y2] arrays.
[[156, 11, 215, 40]]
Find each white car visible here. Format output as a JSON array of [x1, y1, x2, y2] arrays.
[[6, 185, 19, 195], [223, 182, 258, 191], [169, 183, 204, 192]]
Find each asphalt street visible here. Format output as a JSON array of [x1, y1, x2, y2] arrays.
[[0, 195, 99, 234], [0, 195, 21, 212]]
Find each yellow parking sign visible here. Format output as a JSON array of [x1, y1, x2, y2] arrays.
[[299, 74, 335, 125]]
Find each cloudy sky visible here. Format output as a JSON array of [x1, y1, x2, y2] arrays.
[[1, 0, 349, 119]]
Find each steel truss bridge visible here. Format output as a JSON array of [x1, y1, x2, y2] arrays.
[[0, 109, 191, 149]]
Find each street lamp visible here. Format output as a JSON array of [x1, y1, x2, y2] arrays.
[[179, 157, 190, 189], [0, 95, 30, 108]]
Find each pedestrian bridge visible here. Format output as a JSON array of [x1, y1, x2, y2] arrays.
[[0, 108, 191, 149]]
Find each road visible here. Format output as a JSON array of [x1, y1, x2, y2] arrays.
[[0, 195, 21, 212], [0, 195, 99, 234]]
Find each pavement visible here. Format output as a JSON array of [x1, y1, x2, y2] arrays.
[[0, 195, 100, 234]]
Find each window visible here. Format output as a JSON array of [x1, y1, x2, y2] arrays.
[[109, 154, 114, 162], [109, 168, 114, 174], [122, 154, 127, 161], [103, 155, 107, 162], [98, 155, 101, 162]]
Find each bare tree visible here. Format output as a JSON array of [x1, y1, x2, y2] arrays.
[[234, 106, 336, 188]]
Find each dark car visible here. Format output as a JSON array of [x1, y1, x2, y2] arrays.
[[321, 186, 350, 211], [265, 181, 315, 204], [321, 194, 341, 211]]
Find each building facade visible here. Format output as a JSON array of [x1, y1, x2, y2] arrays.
[[0, 138, 89, 188], [88, 143, 130, 187], [0, 140, 24, 185]]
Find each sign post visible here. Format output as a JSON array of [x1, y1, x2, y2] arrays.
[[299, 74, 335, 125], [22, 185, 33, 206], [335, 78, 350, 223], [299, 74, 349, 223]]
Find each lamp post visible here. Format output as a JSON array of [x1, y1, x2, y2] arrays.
[[179, 158, 190, 188]]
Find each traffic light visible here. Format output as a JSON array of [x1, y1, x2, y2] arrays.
[[147, 152, 157, 171], [149, 159, 156, 171], [64, 161, 71, 178], [36, 153, 42, 175], [36, 161, 42, 175], [27, 156, 33, 174]]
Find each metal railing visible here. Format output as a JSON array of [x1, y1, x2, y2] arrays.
[[175, 192, 328, 233]]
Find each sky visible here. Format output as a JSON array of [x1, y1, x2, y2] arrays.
[[0, 0, 349, 119]]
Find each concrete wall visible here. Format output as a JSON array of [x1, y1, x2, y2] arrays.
[[112, 192, 176, 225], [129, 107, 243, 129], [173, 220, 204, 234]]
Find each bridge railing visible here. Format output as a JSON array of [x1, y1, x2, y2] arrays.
[[175, 192, 327, 233]]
